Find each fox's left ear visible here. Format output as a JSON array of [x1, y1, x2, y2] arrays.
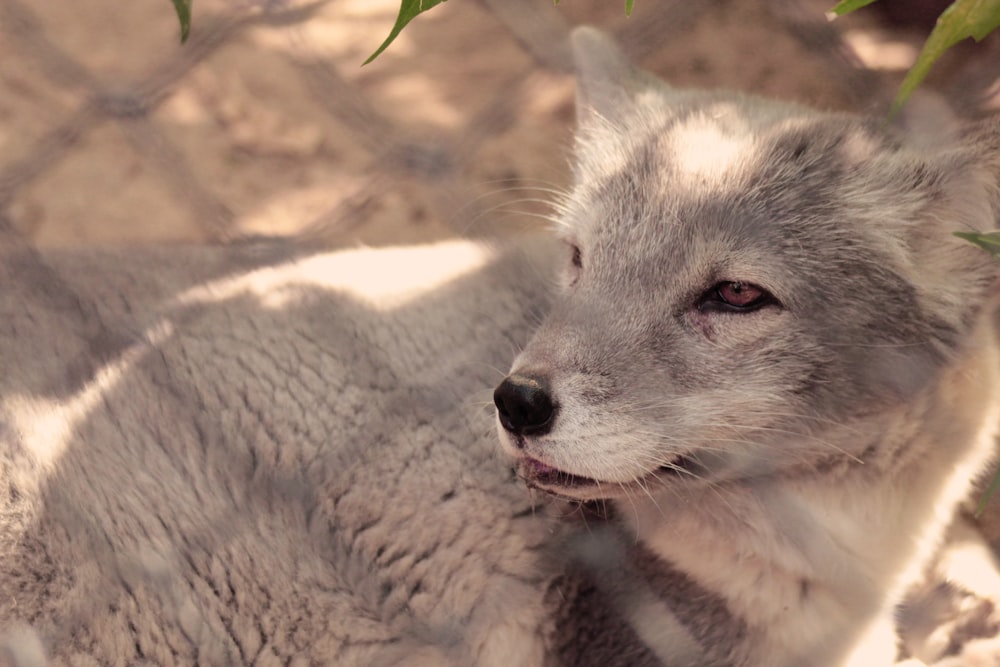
[[956, 117, 1000, 232], [905, 117, 1000, 338], [895, 93, 1000, 230]]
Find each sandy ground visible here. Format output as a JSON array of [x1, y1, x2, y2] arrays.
[[2, 0, 999, 249]]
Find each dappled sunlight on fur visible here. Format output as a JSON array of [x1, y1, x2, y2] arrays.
[[173, 240, 494, 311]]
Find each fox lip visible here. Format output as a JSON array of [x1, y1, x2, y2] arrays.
[[515, 454, 694, 499], [518, 456, 600, 489]]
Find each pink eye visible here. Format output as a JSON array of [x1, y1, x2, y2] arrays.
[[718, 282, 763, 307], [697, 281, 777, 313]]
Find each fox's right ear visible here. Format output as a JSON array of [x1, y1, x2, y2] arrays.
[[569, 26, 662, 132], [569, 27, 667, 183]]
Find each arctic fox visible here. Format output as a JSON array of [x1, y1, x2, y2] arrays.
[[495, 27, 1000, 667], [5, 22, 1000, 667]]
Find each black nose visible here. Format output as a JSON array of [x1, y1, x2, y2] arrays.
[[493, 374, 557, 436]]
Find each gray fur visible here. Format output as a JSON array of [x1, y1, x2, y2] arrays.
[[0, 239, 567, 666]]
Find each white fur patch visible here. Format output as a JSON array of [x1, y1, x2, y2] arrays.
[[667, 114, 749, 190]]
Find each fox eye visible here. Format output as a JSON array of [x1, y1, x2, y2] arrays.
[[570, 244, 582, 269], [698, 281, 777, 313]]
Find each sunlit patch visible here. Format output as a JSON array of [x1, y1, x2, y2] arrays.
[[246, 0, 402, 60], [157, 85, 211, 126], [173, 240, 492, 311], [841, 28, 919, 72], [235, 182, 353, 238], [3, 320, 175, 473], [245, 0, 466, 130], [668, 117, 747, 187]]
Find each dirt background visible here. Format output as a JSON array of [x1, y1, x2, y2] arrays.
[[2, 0, 1000, 250]]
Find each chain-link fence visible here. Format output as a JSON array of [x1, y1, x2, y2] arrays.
[[5, 1, 1000, 664], [8, 0, 994, 251]]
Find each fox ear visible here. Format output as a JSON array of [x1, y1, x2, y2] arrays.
[[899, 125, 1000, 343], [569, 27, 669, 182], [957, 118, 1000, 232], [570, 26, 661, 129]]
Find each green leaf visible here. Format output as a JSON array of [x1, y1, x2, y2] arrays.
[[625, 0, 635, 16], [365, 0, 448, 65], [890, 0, 1000, 115], [171, 0, 193, 43], [830, 0, 881, 16], [954, 230, 1000, 260]]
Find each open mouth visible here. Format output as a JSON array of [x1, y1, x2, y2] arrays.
[[517, 454, 694, 499], [520, 457, 598, 489]]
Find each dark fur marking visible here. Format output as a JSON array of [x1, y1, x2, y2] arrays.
[[545, 570, 662, 667], [631, 542, 746, 666]]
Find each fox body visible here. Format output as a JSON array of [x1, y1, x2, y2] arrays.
[[495, 27, 1000, 667]]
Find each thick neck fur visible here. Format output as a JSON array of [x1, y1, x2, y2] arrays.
[[621, 304, 1000, 667]]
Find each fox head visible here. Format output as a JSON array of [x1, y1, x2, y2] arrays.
[[494, 27, 1000, 501]]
